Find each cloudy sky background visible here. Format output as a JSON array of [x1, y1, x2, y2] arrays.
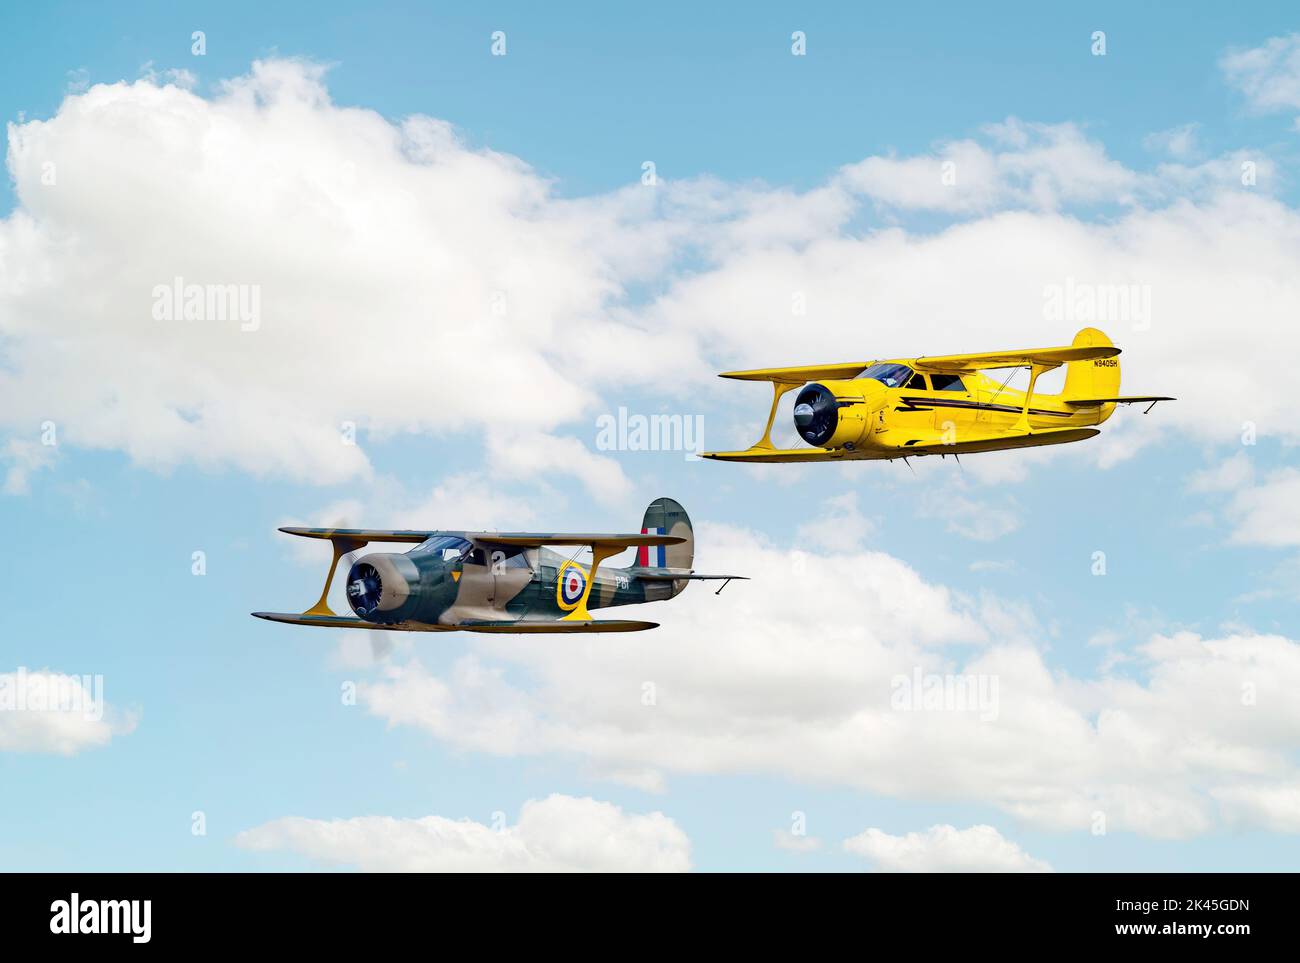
[[3, 2, 1300, 871]]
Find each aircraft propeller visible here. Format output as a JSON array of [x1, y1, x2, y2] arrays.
[[793, 384, 839, 446]]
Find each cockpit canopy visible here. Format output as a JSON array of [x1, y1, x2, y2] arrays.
[[413, 535, 532, 570], [417, 535, 473, 562], [856, 362, 912, 387], [855, 363, 966, 392]]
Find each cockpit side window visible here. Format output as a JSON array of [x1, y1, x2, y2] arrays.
[[905, 372, 928, 390], [930, 373, 966, 392], [486, 545, 533, 571], [857, 362, 914, 388]]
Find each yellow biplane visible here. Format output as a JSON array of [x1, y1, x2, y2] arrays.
[[702, 327, 1172, 463]]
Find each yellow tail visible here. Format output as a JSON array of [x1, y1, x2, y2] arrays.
[[1062, 327, 1120, 400]]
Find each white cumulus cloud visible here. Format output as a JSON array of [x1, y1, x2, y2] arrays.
[[1187, 454, 1300, 548], [235, 793, 691, 871], [0, 668, 136, 755], [4, 60, 1299, 499], [0, 60, 637, 497], [844, 824, 1051, 872], [345, 510, 1300, 839], [1222, 33, 1300, 116]]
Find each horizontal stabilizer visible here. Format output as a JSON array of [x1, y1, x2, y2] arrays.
[[1064, 395, 1175, 407], [914, 344, 1119, 372], [635, 569, 749, 582]]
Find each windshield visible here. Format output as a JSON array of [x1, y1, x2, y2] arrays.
[[856, 362, 913, 388], [419, 535, 473, 562]]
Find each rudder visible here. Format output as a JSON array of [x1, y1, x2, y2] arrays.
[[1062, 327, 1120, 400], [638, 497, 694, 575]]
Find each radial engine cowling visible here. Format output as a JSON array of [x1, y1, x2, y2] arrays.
[[345, 553, 422, 623], [792, 382, 881, 449]]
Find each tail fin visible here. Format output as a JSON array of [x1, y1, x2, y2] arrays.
[[634, 498, 744, 598], [637, 496, 693, 575], [1062, 327, 1120, 401]]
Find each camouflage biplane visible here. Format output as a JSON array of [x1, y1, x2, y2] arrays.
[[254, 498, 741, 633]]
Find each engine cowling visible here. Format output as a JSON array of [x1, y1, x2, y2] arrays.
[[792, 381, 883, 449], [345, 552, 422, 623]]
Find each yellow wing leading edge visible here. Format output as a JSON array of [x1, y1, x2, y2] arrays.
[[912, 342, 1119, 372]]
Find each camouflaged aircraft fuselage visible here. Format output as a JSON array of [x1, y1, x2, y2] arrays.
[[351, 537, 683, 628]]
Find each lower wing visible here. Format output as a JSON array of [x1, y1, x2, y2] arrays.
[[701, 447, 892, 463], [902, 426, 1100, 455], [252, 612, 453, 631], [458, 619, 658, 633], [701, 427, 1100, 462], [252, 612, 657, 633]]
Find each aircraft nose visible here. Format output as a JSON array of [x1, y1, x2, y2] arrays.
[[345, 552, 417, 621], [792, 383, 841, 446]]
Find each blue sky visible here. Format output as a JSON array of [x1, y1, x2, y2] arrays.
[[3, 1, 1300, 872]]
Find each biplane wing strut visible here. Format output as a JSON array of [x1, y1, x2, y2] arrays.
[[305, 536, 366, 616], [714, 362, 872, 451], [914, 345, 1122, 437], [569, 542, 619, 622], [756, 382, 802, 449], [275, 527, 434, 617], [1015, 361, 1053, 434]]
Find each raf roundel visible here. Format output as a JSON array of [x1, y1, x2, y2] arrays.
[[557, 562, 588, 610]]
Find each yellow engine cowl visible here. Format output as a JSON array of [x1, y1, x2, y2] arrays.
[[792, 380, 884, 449]]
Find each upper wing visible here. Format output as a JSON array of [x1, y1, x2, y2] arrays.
[[718, 344, 1121, 381], [278, 528, 683, 550], [718, 362, 871, 383], [914, 343, 1119, 372], [475, 533, 685, 549], [278, 526, 435, 543]]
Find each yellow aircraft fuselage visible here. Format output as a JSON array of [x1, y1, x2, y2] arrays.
[[809, 366, 1115, 453]]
